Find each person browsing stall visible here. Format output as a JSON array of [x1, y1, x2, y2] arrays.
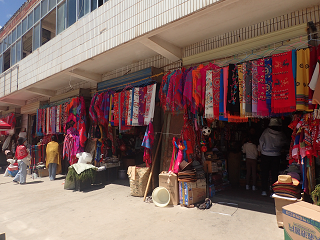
[[242, 136, 259, 191], [13, 138, 31, 184], [46, 135, 61, 181], [259, 118, 287, 196]]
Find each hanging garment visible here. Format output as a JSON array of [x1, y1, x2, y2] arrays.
[[238, 64, 245, 117], [212, 66, 221, 119], [127, 90, 133, 125], [113, 92, 120, 127], [244, 61, 252, 116], [219, 69, 228, 121], [183, 67, 196, 113], [138, 87, 146, 126], [132, 88, 140, 126], [205, 70, 214, 119], [144, 84, 157, 125], [175, 69, 184, 110], [308, 46, 317, 109], [159, 72, 170, 111], [166, 72, 176, 111], [264, 58, 272, 113], [142, 122, 154, 167], [271, 51, 296, 114], [252, 60, 259, 117], [226, 64, 240, 116], [192, 64, 205, 111], [296, 48, 310, 111], [223, 66, 229, 118], [256, 59, 269, 117]]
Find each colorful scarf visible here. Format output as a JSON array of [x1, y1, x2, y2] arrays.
[[264, 57, 272, 113], [166, 72, 175, 111], [142, 122, 154, 167], [223, 66, 228, 118], [183, 67, 196, 113], [296, 48, 310, 111], [257, 59, 269, 117], [176, 69, 184, 110], [138, 87, 146, 126], [226, 64, 240, 116], [192, 64, 204, 111], [113, 92, 120, 126], [212, 66, 221, 119], [219, 69, 228, 121], [252, 60, 259, 117], [205, 70, 214, 119], [144, 84, 157, 125], [132, 88, 140, 126], [127, 90, 133, 125], [271, 51, 296, 114], [244, 61, 252, 116], [238, 64, 245, 117]]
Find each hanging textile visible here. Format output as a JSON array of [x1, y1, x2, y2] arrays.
[[138, 87, 146, 126], [192, 64, 205, 111], [238, 64, 245, 117], [127, 90, 133, 125], [296, 48, 310, 111], [226, 64, 240, 116], [219, 69, 228, 121], [142, 122, 154, 167], [257, 59, 269, 117], [175, 69, 184, 110], [264, 57, 272, 113], [308, 46, 317, 109], [271, 51, 296, 114], [223, 66, 228, 118], [112, 92, 120, 127], [244, 61, 252, 116], [132, 88, 140, 126], [205, 70, 214, 119], [144, 84, 157, 125], [183, 67, 196, 113], [251, 60, 259, 117]]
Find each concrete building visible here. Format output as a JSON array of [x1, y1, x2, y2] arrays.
[[0, 0, 319, 131]]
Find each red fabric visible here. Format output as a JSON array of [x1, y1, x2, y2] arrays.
[[113, 93, 120, 126], [271, 51, 296, 113], [15, 145, 28, 160]]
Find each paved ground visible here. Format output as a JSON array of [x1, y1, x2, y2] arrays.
[[0, 169, 284, 240]]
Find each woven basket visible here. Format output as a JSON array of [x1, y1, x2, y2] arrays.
[[127, 166, 150, 197]]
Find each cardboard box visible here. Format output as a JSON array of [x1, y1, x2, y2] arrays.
[[283, 201, 320, 240], [179, 179, 206, 206], [159, 171, 179, 205], [38, 168, 49, 178], [272, 194, 298, 228]]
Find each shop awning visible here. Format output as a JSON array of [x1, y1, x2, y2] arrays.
[[97, 67, 162, 92], [0, 119, 12, 130]]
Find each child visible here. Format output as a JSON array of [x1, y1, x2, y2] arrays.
[[3, 150, 19, 177], [242, 136, 259, 191]]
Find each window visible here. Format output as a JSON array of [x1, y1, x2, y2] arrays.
[[16, 39, 22, 62], [49, 0, 56, 10], [3, 37, 7, 50], [17, 23, 22, 39], [0, 55, 3, 73], [98, 0, 103, 7], [33, 23, 41, 51], [8, 33, 12, 46], [57, 1, 66, 34], [67, 0, 77, 28], [0, 42, 2, 55], [11, 44, 16, 66], [3, 49, 11, 72], [22, 18, 28, 34], [91, 0, 97, 11], [41, 8, 56, 45], [22, 29, 33, 59], [12, 28, 17, 43], [41, 0, 48, 17], [34, 5, 41, 23], [78, 0, 90, 19], [28, 12, 34, 29]]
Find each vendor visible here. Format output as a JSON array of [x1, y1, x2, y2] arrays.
[[259, 118, 287, 197]]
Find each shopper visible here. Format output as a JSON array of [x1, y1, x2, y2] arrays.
[[242, 136, 259, 191], [3, 150, 18, 177], [13, 138, 31, 184], [46, 135, 60, 181], [259, 118, 287, 196]]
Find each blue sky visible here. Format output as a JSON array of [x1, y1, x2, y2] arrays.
[[0, 0, 27, 29]]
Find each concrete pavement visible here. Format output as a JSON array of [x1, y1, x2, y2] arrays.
[[0, 170, 284, 240]]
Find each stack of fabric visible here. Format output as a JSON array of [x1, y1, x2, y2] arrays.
[[272, 175, 301, 199]]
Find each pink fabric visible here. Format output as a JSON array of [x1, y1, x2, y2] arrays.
[[257, 59, 269, 116]]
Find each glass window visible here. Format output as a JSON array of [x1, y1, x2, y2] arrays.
[[57, 1, 66, 34], [8, 33, 12, 46], [49, 0, 56, 10], [57, 0, 63, 3], [0, 55, 3, 73], [33, 23, 41, 51], [16, 39, 22, 62], [41, 0, 48, 17], [78, 0, 90, 18], [67, 0, 76, 27], [12, 28, 17, 43], [91, 0, 97, 11], [3, 37, 7, 50], [28, 11, 34, 29], [0, 42, 2, 54], [34, 5, 41, 23], [22, 18, 28, 34], [98, 0, 103, 7], [11, 44, 16, 66], [17, 23, 22, 39]]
